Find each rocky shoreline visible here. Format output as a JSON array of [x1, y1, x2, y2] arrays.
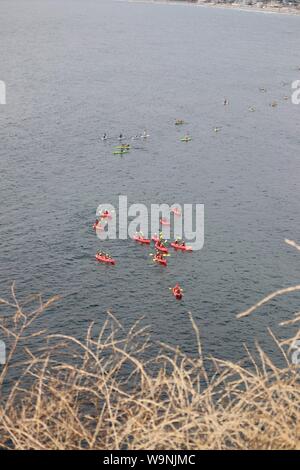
[[128, 0, 300, 16], [199, 1, 300, 15]]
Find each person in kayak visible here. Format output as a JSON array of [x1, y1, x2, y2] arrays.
[[156, 239, 166, 248], [182, 133, 191, 141], [173, 284, 183, 298], [119, 133, 123, 140], [141, 129, 148, 139], [155, 251, 164, 260], [174, 284, 182, 295], [174, 239, 185, 246], [138, 231, 145, 237], [102, 133, 107, 141]]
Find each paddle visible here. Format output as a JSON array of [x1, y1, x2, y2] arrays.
[[149, 253, 171, 258]]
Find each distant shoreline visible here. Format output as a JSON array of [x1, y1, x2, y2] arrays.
[[126, 0, 300, 16]]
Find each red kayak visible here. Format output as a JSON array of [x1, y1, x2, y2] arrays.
[[172, 287, 183, 300], [170, 242, 192, 252], [155, 242, 169, 254], [133, 235, 151, 245], [153, 256, 167, 266], [171, 208, 181, 217], [93, 223, 104, 231], [95, 254, 115, 265], [160, 218, 170, 226]]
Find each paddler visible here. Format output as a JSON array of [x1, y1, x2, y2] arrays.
[[174, 284, 181, 293], [155, 251, 164, 260]]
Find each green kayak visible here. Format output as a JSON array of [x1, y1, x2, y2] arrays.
[[113, 150, 129, 155], [180, 137, 191, 142]]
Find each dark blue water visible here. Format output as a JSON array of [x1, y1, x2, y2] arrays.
[[0, 0, 299, 364]]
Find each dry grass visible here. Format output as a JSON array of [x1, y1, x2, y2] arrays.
[[0, 240, 299, 450]]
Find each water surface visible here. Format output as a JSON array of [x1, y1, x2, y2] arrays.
[[0, 0, 299, 364]]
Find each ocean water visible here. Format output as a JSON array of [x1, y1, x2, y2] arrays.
[[0, 0, 299, 365]]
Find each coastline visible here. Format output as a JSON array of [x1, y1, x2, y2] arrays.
[[126, 0, 300, 16]]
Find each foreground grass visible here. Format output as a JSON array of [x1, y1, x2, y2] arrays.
[[0, 241, 299, 450]]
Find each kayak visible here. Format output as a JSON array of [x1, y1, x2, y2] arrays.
[[180, 137, 191, 142], [160, 218, 170, 226], [113, 150, 129, 155], [153, 256, 167, 266], [175, 120, 185, 125], [93, 223, 104, 231], [155, 242, 169, 254], [171, 208, 181, 217], [95, 254, 115, 265], [133, 235, 151, 245], [115, 145, 130, 149], [100, 212, 112, 219], [170, 242, 192, 252], [172, 287, 183, 300]]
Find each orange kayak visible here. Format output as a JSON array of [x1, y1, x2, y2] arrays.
[[170, 242, 192, 252], [155, 242, 169, 254], [172, 286, 183, 300], [93, 222, 104, 231], [133, 236, 151, 245], [153, 256, 167, 266], [95, 254, 115, 265], [160, 218, 170, 226], [171, 208, 181, 217]]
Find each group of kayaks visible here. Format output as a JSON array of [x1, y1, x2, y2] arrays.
[[175, 119, 192, 142], [93, 207, 189, 300], [113, 144, 131, 155], [94, 214, 116, 263], [93, 210, 113, 231], [133, 232, 190, 299], [101, 130, 150, 155], [133, 233, 192, 267]]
